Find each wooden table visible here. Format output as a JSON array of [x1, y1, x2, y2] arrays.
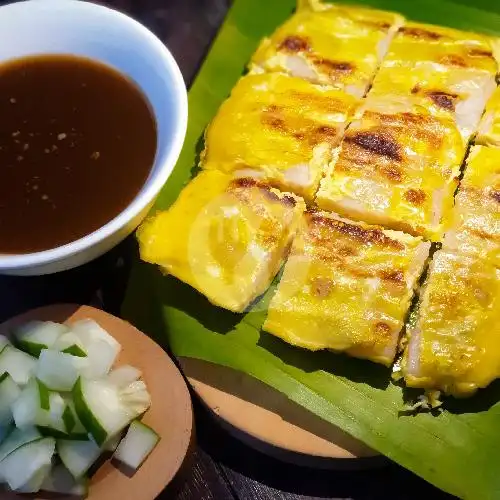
[[0, 1, 454, 498]]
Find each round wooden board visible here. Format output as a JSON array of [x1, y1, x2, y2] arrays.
[[179, 357, 381, 469], [0, 304, 194, 500]]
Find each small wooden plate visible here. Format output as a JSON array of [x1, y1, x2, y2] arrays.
[[0, 304, 194, 500], [180, 357, 379, 468]]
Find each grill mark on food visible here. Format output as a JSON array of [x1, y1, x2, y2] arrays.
[[469, 48, 494, 58], [379, 269, 405, 283], [306, 210, 405, 250], [311, 277, 333, 298], [404, 188, 427, 205], [364, 20, 392, 30], [439, 54, 467, 67], [399, 27, 442, 40], [261, 111, 286, 131], [230, 177, 297, 207], [411, 86, 457, 110], [490, 190, 500, 204], [346, 131, 402, 162], [380, 165, 403, 183], [279, 35, 310, 53], [469, 227, 499, 242], [362, 111, 448, 149], [310, 125, 340, 145], [428, 91, 458, 111], [312, 57, 354, 74], [374, 322, 392, 337]]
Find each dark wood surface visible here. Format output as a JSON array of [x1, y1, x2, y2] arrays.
[[0, 1, 456, 499]]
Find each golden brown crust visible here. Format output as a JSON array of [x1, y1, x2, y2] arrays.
[[305, 209, 405, 251], [399, 26, 443, 41], [229, 177, 298, 207]]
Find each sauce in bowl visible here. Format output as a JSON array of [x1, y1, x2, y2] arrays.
[[0, 54, 157, 254]]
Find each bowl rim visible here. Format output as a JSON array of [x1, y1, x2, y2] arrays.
[[0, 0, 188, 271]]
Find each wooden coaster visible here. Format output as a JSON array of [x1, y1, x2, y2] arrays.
[[179, 357, 380, 469], [0, 304, 194, 500]]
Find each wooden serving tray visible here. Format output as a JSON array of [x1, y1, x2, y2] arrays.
[[180, 358, 379, 467]]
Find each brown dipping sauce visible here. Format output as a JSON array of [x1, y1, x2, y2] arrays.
[[0, 54, 157, 254]]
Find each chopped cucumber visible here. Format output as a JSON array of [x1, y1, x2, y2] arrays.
[[73, 377, 150, 446], [0, 374, 21, 426], [0, 427, 41, 463], [63, 344, 88, 357], [0, 437, 55, 490], [57, 439, 101, 478], [120, 380, 152, 416], [0, 335, 9, 354], [63, 400, 88, 440], [108, 365, 142, 389], [71, 319, 121, 354], [113, 420, 160, 470], [11, 380, 73, 435], [0, 345, 36, 386], [41, 463, 88, 496], [15, 463, 51, 493], [37, 349, 86, 391], [0, 318, 157, 497], [13, 321, 68, 358], [54, 332, 89, 358], [11, 379, 41, 428], [71, 320, 121, 376], [37, 392, 75, 436]]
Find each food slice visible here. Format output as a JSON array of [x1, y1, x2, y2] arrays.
[[12, 321, 69, 358], [202, 72, 359, 200], [383, 22, 498, 74], [0, 345, 36, 386], [138, 170, 305, 312], [73, 377, 151, 445], [0, 437, 55, 491], [57, 439, 101, 479], [363, 65, 495, 141], [250, 0, 403, 97], [0, 427, 42, 464], [316, 110, 466, 241], [263, 210, 430, 366], [477, 86, 500, 146], [113, 420, 160, 470], [443, 146, 500, 266], [401, 251, 500, 397]]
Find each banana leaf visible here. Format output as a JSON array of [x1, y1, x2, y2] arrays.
[[122, 1, 500, 498]]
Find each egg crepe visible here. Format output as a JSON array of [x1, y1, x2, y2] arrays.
[[315, 110, 466, 241], [402, 250, 500, 397], [264, 210, 430, 366], [250, 0, 403, 97], [202, 72, 358, 200], [137, 170, 305, 313], [361, 22, 498, 140], [443, 146, 500, 266]]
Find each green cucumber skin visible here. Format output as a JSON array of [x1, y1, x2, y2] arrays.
[[37, 380, 51, 411], [62, 405, 76, 433], [0, 372, 8, 384], [62, 345, 87, 358], [14, 339, 46, 358], [72, 378, 107, 446]]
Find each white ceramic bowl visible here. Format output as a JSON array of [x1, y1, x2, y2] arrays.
[[0, 0, 187, 275]]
